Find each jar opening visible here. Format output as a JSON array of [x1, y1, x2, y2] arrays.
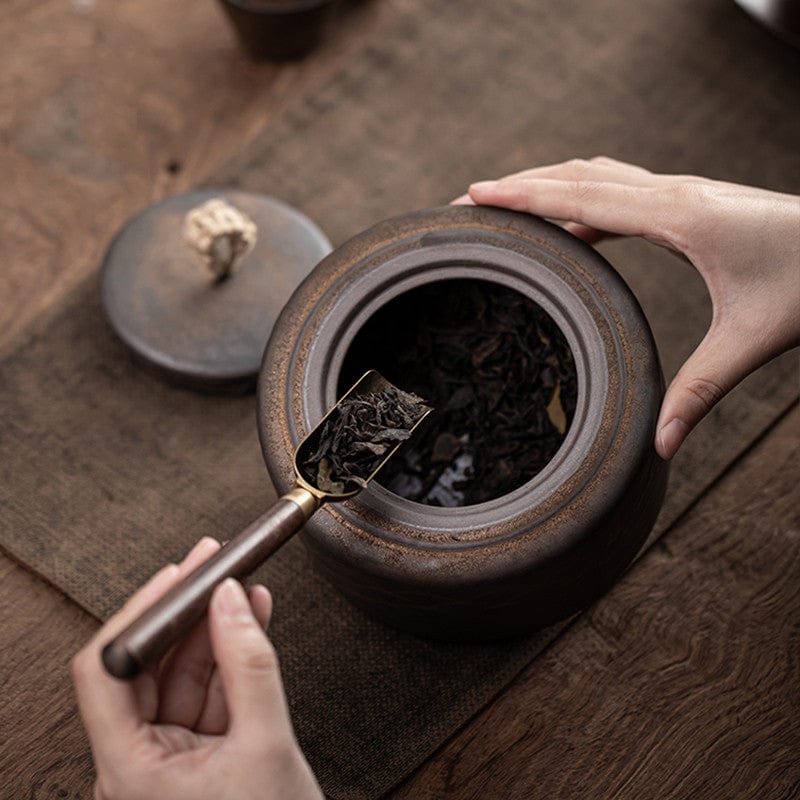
[[337, 279, 577, 507]]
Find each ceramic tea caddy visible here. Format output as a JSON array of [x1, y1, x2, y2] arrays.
[[259, 205, 669, 640]]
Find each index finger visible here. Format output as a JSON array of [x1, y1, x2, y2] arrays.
[[468, 178, 675, 244], [493, 156, 655, 186]]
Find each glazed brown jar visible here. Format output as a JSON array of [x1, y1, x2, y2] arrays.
[[258, 206, 668, 640]]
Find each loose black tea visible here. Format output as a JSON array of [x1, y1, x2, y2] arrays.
[[339, 280, 578, 506], [301, 386, 431, 494]]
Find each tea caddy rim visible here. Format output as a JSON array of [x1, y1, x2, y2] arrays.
[[257, 205, 664, 587]]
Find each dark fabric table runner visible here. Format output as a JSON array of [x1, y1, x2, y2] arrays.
[[1, 1, 798, 797]]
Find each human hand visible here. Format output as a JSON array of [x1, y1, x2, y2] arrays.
[[455, 157, 800, 459], [72, 537, 323, 800]]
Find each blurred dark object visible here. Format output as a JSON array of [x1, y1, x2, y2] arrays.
[[218, 0, 339, 60], [735, 0, 800, 47]]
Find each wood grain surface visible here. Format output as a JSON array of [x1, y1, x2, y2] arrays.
[[390, 407, 800, 800], [0, 557, 96, 800]]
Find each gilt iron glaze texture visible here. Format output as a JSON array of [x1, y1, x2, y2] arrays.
[[258, 206, 669, 640]]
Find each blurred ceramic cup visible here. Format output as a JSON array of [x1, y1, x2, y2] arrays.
[[735, 0, 800, 47], [218, 0, 339, 60]]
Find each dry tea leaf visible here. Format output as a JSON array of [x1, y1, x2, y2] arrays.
[[302, 386, 430, 494], [317, 458, 345, 494], [344, 281, 577, 506], [431, 432, 462, 464], [536, 325, 551, 348], [546, 379, 568, 435]]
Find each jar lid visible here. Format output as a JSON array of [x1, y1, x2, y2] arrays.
[[101, 189, 331, 393]]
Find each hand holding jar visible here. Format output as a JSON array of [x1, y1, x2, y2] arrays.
[[456, 157, 800, 459]]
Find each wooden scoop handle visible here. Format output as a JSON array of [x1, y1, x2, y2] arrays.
[[102, 489, 317, 679]]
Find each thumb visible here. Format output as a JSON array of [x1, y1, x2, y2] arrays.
[[655, 323, 758, 460], [209, 578, 293, 750]]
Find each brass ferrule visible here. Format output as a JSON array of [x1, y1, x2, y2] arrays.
[[283, 485, 321, 519]]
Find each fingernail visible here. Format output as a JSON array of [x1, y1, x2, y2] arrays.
[[216, 578, 249, 617], [469, 180, 498, 193], [251, 584, 271, 603], [184, 536, 218, 562], [657, 418, 689, 460], [195, 536, 219, 555]]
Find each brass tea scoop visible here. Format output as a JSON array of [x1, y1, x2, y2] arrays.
[[102, 370, 431, 679]]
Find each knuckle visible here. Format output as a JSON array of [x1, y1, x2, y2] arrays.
[[574, 179, 599, 199], [665, 181, 692, 207], [669, 180, 717, 213], [590, 155, 614, 165], [656, 183, 709, 247], [569, 179, 602, 216], [565, 158, 592, 178], [239, 636, 280, 675], [684, 377, 725, 413]]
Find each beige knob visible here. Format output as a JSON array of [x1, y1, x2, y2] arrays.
[[183, 198, 257, 282]]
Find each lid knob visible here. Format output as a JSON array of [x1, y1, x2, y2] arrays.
[[183, 198, 257, 283]]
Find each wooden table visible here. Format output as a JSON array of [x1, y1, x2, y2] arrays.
[[1, 3, 797, 798]]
